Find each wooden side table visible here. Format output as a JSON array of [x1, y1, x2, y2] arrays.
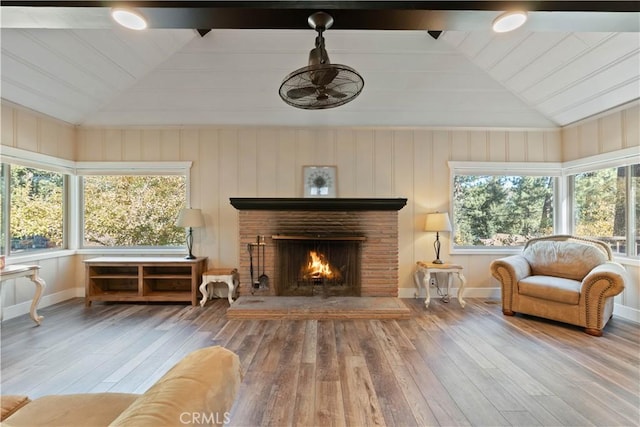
[[200, 268, 240, 306], [414, 261, 466, 309]]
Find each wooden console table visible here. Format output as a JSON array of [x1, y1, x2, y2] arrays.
[[84, 257, 207, 306], [0, 264, 46, 325]]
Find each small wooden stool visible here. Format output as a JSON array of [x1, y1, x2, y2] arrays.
[[200, 268, 240, 306]]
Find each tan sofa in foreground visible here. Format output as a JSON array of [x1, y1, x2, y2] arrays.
[[490, 235, 628, 336], [1, 346, 241, 426]]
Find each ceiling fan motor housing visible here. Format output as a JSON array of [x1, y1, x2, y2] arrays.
[[280, 12, 364, 110]]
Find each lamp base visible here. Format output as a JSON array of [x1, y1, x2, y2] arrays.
[[184, 254, 196, 260], [432, 259, 444, 264]]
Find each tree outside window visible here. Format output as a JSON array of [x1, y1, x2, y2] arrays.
[[573, 165, 639, 256], [82, 175, 186, 247], [453, 175, 554, 247], [3, 164, 65, 253]]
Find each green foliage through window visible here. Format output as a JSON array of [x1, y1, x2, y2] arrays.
[[5, 165, 64, 253], [573, 165, 638, 256], [83, 175, 186, 247], [453, 175, 554, 247]]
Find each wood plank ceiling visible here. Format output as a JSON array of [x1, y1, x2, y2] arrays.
[[1, 1, 638, 128]]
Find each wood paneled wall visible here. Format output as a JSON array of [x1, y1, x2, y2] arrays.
[[1, 102, 75, 160], [562, 103, 640, 160], [74, 126, 563, 295], [2, 100, 638, 319]]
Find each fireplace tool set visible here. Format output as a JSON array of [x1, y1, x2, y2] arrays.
[[247, 236, 269, 293]]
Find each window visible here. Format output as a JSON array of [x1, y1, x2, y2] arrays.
[[82, 174, 186, 248], [571, 164, 639, 257], [453, 174, 555, 247], [1, 163, 66, 255]]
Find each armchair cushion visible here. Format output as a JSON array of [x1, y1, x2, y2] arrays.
[[523, 241, 607, 281], [519, 275, 581, 305]]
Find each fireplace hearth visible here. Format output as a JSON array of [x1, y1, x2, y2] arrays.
[[273, 236, 365, 297]]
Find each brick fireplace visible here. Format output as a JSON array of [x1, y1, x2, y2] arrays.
[[231, 198, 407, 297]]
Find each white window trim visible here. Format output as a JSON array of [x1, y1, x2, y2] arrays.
[[562, 146, 639, 176], [0, 146, 75, 175], [448, 161, 563, 177], [74, 161, 191, 176], [1, 147, 193, 260], [563, 146, 639, 259], [447, 147, 639, 257], [76, 161, 192, 251], [448, 161, 562, 255], [1, 147, 73, 261]]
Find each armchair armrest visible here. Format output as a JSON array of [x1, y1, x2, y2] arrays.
[[490, 255, 531, 314], [581, 262, 628, 332], [581, 262, 627, 299], [490, 255, 532, 284]]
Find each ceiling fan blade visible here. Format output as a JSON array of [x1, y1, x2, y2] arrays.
[[325, 88, 348, 99], [310, 66, 339, 87], [287, 87, 316, 99]]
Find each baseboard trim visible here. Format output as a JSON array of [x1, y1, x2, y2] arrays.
[[1, 288, 83, 321], [614, 303, 640, 324], [398, 286, 501, 300]]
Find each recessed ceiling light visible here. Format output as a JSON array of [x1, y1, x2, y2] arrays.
[[111, 8, 148, 30], [492, 11, 528, 33]]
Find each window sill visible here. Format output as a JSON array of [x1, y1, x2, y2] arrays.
[[613, 256, 640, 267], [6, 249, 76, 265], [77, 248, 186, 256], [451, 247, 523, 256], [5, 248, 189, 265]]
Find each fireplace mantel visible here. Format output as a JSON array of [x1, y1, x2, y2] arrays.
[[230, 198, 407, 211]]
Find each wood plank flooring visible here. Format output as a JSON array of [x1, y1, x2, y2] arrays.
[[1, 297, 638, 426]]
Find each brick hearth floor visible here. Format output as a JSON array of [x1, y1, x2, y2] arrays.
[[226, 296, 411, 320]]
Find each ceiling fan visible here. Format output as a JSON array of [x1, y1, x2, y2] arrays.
[[279, 12, 364, 110]]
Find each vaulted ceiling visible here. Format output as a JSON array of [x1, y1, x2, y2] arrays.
[[1, 1, 639, 129]]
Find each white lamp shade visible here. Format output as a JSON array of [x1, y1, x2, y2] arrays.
[[175, 208, 204, 228], [424, 212, 452, 232]]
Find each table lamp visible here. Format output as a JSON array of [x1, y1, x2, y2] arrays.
[[175, 208, 204, 259], [424, 212, 452, 264]]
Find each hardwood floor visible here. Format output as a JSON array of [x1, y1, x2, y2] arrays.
[[1, 297, 638, 426]]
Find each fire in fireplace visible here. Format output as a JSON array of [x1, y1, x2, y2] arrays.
[[273, 235, 365, 297], [302, 250, 343, 282]]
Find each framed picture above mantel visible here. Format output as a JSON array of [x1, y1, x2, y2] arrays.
[[303, 165, 337, 198]]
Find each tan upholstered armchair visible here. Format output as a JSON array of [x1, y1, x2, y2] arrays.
[[490, 235, 628, 336]]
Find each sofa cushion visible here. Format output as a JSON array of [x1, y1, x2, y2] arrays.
[[519, 275, 581, 305], [110, 346, 241, 427], [2, 393, 138, 427], [523, 241, 607, 281], [1, 395, 30, 421]]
